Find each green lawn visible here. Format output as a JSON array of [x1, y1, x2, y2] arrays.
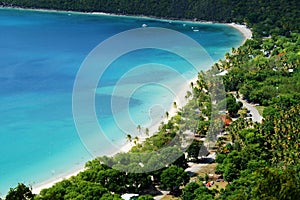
[[210, 181, 228, 190], [255, 106, 265, 116]]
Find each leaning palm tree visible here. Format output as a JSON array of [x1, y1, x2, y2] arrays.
[[173, 101, 177, 109], [145, 128, 149, 136], [225, 52, 230, 60], [133, 136, 139, 145], [136, 125, 142, 134], [231, 47, 237, 54], [190, 81, 194, 89], [126, 134, 132, 143], [165, 111, 169, 119], [185, 91, 192, 99]]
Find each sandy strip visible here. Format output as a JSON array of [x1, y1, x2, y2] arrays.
[[32, 141, 135, 194], [141, 76, 198, 141], [32, 168, 85, 194], [165, 77, 197, 122], [2, 7, 251, 39], [32, 144, 132, 194], [227, 23, 252, 43]]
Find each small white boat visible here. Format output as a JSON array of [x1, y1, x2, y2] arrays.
[[142, 24, 148, 28]]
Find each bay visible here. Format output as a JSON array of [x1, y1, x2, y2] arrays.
[[0, 8, 244, 195]]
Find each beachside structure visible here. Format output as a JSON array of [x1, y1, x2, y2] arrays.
[[121, 193, 139, 200], [216, 70, 228, 76]]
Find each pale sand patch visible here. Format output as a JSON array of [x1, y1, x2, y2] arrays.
[[164, 76, 198, 122], [32, 168, 85, 194], [227, 23, 252, 43], [32, 145, 130, 194]]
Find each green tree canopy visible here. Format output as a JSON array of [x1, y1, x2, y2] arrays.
[[160, 165, 189, 192]]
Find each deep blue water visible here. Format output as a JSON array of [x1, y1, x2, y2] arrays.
[[0, 8, 244, 195]]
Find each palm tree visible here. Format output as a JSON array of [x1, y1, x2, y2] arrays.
[[159, 121, 165, 130], [145, 128, 149, 136], [126, 134, 132, 143], [165, 111, 169, 119], [133, 136, 139, 145], [190, 81, 194, 89], [225, 52, 230, 60], [173, 101, 177, 109], [136, 125, 142, 134], [185, 91, 192, 99]]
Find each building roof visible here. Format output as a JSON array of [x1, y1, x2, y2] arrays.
[[121, 193, 139, 200]]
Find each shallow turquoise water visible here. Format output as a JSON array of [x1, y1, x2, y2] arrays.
[[0, 8, 243, 194]]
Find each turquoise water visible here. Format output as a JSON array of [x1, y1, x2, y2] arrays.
[[0, 8, 244, 194]]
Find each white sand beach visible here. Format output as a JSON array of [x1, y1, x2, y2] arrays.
[[228, 23, 252, 42], [32, 168, 85, 194]]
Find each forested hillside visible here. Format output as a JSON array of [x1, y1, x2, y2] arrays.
[[1, 0, 299, 37]]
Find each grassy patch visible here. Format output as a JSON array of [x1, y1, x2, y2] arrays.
[[161, 195, 181, 200], [255, 106, 265, 116], [195, 163, 218, 177], [209, 181, 228, 190]]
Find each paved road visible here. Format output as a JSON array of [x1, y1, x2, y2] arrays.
[[239, 99, 263, 123]]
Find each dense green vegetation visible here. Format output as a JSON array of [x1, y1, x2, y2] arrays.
[[2, 0, 300, 199], [221, 33, 300, 107]]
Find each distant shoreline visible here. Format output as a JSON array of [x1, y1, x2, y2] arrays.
[[0, 5, 214, 22], [0, 6, 252, 195], [1, 6, 252, 48], [0, 6, 252, 45], [0, 6, 252, 37]]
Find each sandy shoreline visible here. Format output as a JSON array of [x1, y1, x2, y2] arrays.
[[227, 23, 252, 44], [0, 6, 252, 194], [2, 6, 253, 45], [1, 6, 251, 37], [32, 144, 133, 194], [32, 168, 85, 194]]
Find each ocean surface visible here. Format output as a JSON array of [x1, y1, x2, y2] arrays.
[[0, 8, 244, 195]]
